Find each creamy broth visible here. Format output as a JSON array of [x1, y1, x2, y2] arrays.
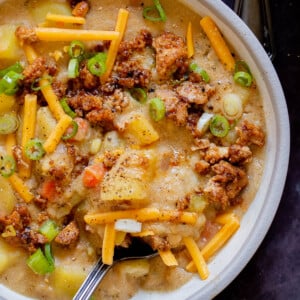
[[0, 0, 265, 299]]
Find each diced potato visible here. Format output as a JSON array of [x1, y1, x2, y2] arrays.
[[118, 259, 150, 277], [0, 94, 16, 115], [36, 106, 57, 140], [52, 265, 88, 297], [102, 131, 125, 151], [101, 150, 156, 206], [125, 115, 159, 146], [0, 25, 22, 60], [0, 240, 20, 274], [0, 176, 17, 215], [30, 2, 72, 24]]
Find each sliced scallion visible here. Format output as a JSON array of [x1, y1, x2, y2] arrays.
[[27, 248, 54, 275], [209, 114, 230, 138], [25, 139, 45, 160], [68, 40, 85, 59], [68, 58, 80, 79], [62, 120, 78, 140], [31, 75, 53, 91], [189, 62, 210, 83], [87, 53, 107, 76], [129, 88, 147, 103], [39, 220, 60, 242], [234, 60, 253, 87], [0, 71, 23, 95], [149, 97, 166, 121], [143, 0, 166, 22], [0, 113, 19, 134], [60, 98, 76, 118], [0, 62, 23, 78], [0, 155, 16, 178]]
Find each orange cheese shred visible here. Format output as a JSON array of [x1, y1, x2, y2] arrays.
[[102, 223, 116, 265], [101, 8, 129, 83], [200, 16, 235, 71], [46, 13, 86, 25], [187, 21, 194, 58]]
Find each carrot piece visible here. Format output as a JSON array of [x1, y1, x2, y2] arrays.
[[101, 9, 129, 83], [187, 21, 194, 58], [82, 163, 106, 188], [39, 180, 57, 201], [200, 16, 235, 71], [102, 223, 116, 265]]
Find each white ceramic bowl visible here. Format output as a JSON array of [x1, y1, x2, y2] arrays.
[[0, 0, 289, 299]]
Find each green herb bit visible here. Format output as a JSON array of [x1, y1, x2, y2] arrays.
[[25, 139, 45, 160], [27, 247, 54, 275], [149, 97, 166, 122], [60, 98, 76, 118], [143, 0, 167, 22], [68, 40, 85, 59], [39, 220, 60, 242], [62, 120, 78, 140], [209, 114, 230, 138], [68, 58, 80, 79], [129, 87, 147, 103], [0, 112, 19, 134], [189, 62, 210, 83], [0, 155, 16, 178], [87, 52, 107, 76], [234, 60, 253, 87]]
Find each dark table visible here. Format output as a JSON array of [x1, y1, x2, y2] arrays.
[[215, 1, 300, 299]]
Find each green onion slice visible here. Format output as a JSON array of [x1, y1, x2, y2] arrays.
[[0, 71, 24, 95], [31, 75, 53, 91], [39, 220, 60, 242], [0, 62, 23, 78], [234, 60, 253, 87], [68, 58, 80, 79], [62, 120, 78, 140], [25, 139, 45, 160], [44, 243, 55, 268], [87, 52, 107, 76], [143, 0, 167, 22], [27, 248, 54, 275], [60, 98, 76, 118], [149, 97, 166, 121], [68, 40, 85, 59], [129, 88, 147, 103], [0, 155, 16, 178], [0, 113, 19, 134], [189, 62, 210, 83], [209, 114, 230, 138]]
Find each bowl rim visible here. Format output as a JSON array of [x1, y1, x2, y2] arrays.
[[0, 0, 290, 300]]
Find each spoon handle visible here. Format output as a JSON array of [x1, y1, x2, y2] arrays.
[[73, 257, 111, 300]]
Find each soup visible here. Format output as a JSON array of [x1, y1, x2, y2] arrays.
[[0, 0, 265, 299]]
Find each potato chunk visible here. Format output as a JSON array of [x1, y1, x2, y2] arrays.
[[101, 150, 156, 206], [0, 25, 22, 60]]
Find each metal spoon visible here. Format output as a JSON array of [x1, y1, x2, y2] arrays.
[[234, 0, 276, 61], [73, 238, 158, 300]]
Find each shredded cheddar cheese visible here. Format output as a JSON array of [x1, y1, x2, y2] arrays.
[[46, 13, 86, 25], [200, 16, 235, 71], [84, 208, 197, 225], [102, 223, 116, 265], [158, 250, 178, 267], [187, 21, 194, 58], [35, 28, 120, 42], [183, 237, 209, 280], [101, 8, 129, 83], [8, 174, 34, 203], [43, 114, 73, 153], [19, 94, 37, 178]]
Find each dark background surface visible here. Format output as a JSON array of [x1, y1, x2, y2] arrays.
[[215, 1, 300, 299]]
